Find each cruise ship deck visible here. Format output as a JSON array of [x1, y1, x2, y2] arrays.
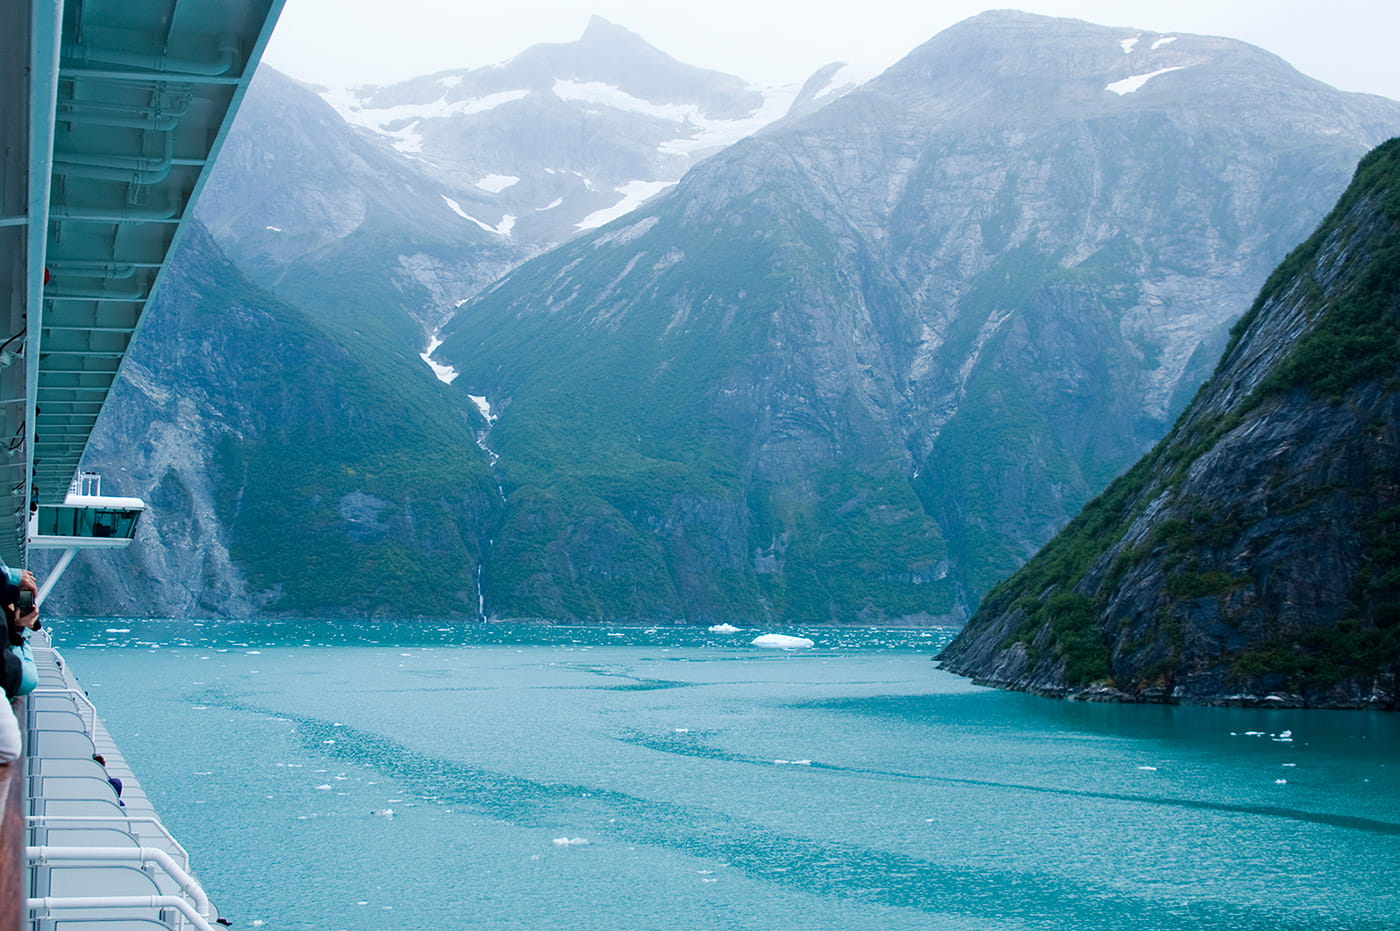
[[23, 632, 225, 929], [2, 0, 285, 926]]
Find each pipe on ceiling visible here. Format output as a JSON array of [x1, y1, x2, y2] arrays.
[[59, 36, 239, 78]]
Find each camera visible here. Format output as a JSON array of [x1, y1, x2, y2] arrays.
[[16, 589, 33, 613]]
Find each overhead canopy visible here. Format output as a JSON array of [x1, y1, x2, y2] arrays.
[[1, 0, 284, 567]]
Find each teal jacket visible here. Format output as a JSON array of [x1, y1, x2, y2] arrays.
[[2, 563, 36, 696]]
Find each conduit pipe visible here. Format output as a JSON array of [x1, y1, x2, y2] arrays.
[[59, 36, 239, 77], [44, 262, 142, 278], [45, 285, 147, 301], [25, 845, 211, 918], [26, 896, 217, 931], [53, 134, 177, 185], [57, 96, 192, 132], [49, 201, 180, 221]]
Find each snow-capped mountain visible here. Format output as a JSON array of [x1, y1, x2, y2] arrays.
[[315, 16, 857, 247]]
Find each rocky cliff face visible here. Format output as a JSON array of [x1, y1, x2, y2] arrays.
[[434, 12, 1400, 624], [37, 226, 501, 618], [937, 139, 1400, 708]]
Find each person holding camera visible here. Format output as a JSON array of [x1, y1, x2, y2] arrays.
[[0, 565, 36, 765], [2, 568, 39, 699]]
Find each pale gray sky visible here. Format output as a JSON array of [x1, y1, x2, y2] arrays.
[[263, 0, 1399, 102]]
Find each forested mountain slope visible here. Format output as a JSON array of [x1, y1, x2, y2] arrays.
[[938, 139, 1400, 707]]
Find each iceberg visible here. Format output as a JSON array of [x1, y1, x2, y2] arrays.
[[708, 623, 741, 633], [751, 634, 814, 649]]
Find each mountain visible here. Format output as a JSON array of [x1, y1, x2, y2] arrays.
[[38, 19, 820, 619], [195, 65, 524, 346], [937, 139, 1400, 708], [313, 16, 817, 249], [432, 12, 1400, 625], [36, 224, 502, 618]]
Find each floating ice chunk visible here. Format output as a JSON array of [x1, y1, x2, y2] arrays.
[[673, 728, 690, 733], [708, 623, 741, 633], [105, 628, 131, 633], [374, 808, 395, 817], [751, 634, 814, 649], [553, 837, 590, 846], [1275, 778, 1288, 785], [1106, 66, 1187, 96], [1282, 763, 1297, 768], [265, 225, 283, 232], [1136, 766, 1158, 771], [774, 759, 812, 766], [314, 784, 332, 790]]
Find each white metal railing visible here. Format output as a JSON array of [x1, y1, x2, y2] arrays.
[[27, 845, 212, 925], [25, 815, 191, 870], [27, 895, 217, 931], [29, 687, 96, 734]]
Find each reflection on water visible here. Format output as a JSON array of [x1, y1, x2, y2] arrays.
[[58, 618, 1400, 931]]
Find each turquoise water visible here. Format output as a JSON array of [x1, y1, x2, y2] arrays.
[[56, 619, 1400, 931]]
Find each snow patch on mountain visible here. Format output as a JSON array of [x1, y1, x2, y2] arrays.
[[467, 394, 496, 424], [441, 195, 514, 237], [805, 62, 881, 103], [476, 174, 520, 193], [657, 84, 801, 157], [578, 181, 674, 230], [1106, 66, 1188, 96], [321, 86, 530, 153], [1151, 36, 1177, 50], [420, 335, 459, 385], [1120, 35, 1140, 54]]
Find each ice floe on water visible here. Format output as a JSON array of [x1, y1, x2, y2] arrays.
[[751, 634, 814, 649], [708, 623, 740, 633], [552, 837, 589, 846], [773, 759, 812, 766]]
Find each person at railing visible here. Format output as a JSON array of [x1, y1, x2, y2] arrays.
[[2, 570, 39, 700], [0, 568, 34, 766]]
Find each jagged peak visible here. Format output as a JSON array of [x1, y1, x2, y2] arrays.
[[578, 15, 648, 47]]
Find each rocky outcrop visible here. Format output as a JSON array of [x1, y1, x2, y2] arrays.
[[938, 140, 1400, 708]]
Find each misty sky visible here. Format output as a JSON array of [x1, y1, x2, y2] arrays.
[[263, 0, 1399, 101]]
